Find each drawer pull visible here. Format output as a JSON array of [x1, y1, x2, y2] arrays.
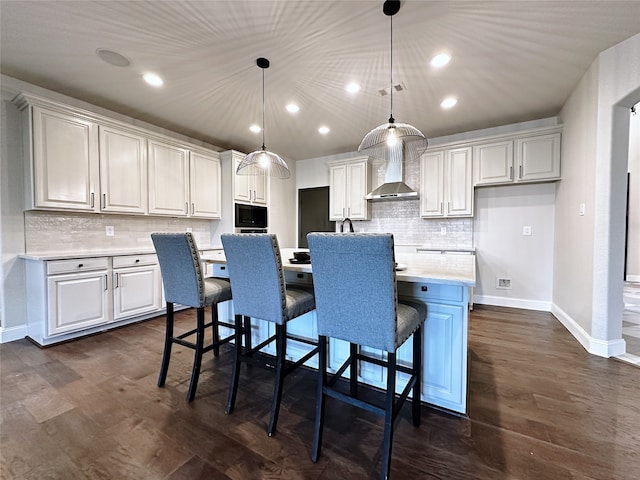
[[421, 285, 428, 292], [220, 266, 226, 270], [135, 259, 140, 263], [78, 263, 84, 268]]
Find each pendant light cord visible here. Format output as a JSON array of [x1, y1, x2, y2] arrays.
[[261, 66, 266, 150], [389, 14, 395, 124]]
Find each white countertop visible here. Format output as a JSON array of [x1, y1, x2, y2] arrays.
[[20, 246, 223, 261], [202, 247, 476, 287]]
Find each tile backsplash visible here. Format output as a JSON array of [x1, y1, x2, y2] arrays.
[[24, 211, 215, 254]]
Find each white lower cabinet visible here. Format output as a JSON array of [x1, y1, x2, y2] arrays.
[[112, 255, 162, 320], [46, 259, 110, 336], [25, 254, 163, 346]]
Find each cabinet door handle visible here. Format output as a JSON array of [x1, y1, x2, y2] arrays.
[[90, 192, 94, 208], [102, 193, 106, 209], [342, 207, 346, 218], [447, 201, 451, 214], [104, 274, 108, 291], [113, 272, 119, 289], [509, 165, 514, 180], [184, 202, 188, 214], [191, 203, 195, 215], [78, 263, 84, 269], [519, 165, 523, 179]]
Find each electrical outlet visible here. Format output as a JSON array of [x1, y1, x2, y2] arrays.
[[579, 203, 586, 216], [440, 227, 447, 235], [186, 227, 193, 232], [105, 226, 114, 236], [522, 226, 532, 236], [496, 278, 512, 289]]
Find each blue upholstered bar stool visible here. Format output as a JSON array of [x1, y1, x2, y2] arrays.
[[307, 232, 426, 480], [151, 233, 234, 402], [220, 233, 318, 436]]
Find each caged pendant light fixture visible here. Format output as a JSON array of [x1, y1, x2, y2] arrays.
[[358, 0, 428, 167], [236, 57, 291, 179]]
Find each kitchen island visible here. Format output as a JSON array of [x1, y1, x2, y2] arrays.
[[203, 247, 475, 415]]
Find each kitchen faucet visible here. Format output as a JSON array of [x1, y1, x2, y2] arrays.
[[340, 217, 354, 233]]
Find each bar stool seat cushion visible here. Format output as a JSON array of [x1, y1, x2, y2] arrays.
[[204, 277, 233, 305]]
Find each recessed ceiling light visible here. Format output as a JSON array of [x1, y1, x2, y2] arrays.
[[249, 125, 261, 133], [286, 103, 300, 113], [143, 73, 163, 87], [346, 82, 361, 94], [318, 126, 330, 135], [440, 96, 458, 109], [96, 48, 131, 67], [430, 53, 451, 68]]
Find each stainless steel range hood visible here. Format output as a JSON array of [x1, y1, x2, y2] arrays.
[[365, 143, 418, 200]]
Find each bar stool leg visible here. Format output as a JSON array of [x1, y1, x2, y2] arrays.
[[412, 326, 422, 427], [225, 314, 244, 414], [186, 307, 205, 402], [212, 304, 220, 357], [267, 323, 287, 437], [349, 342, 358, 397], [381, 352, 397, 480], [158, 302, 174, 388], [311, 335, 328, 462]]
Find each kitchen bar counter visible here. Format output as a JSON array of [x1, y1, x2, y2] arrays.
[[202, 247, 476, 287], [203, 246, 475, 415]]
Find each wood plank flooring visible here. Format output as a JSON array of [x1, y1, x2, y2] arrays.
[[1, 305, 639, 479]]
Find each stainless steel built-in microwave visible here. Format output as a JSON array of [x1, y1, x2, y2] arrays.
[[234, 203, 268, 229]]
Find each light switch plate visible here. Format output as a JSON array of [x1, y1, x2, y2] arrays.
[[105, 226, 114, 236], [522, 226, 532, 236]]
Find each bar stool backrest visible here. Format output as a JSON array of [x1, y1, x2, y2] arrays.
[[307, 232, 399, 352], [221, 233, 288, 324], [151, 232, 206, 308]]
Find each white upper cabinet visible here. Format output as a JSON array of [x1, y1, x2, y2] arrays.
[[473, 128, 561, 186], [516, 132, 561, 182], [232, 153, 267, 205], [328, 157, 371, 221], [190, 151, 222, 218], [473, 140, 514, 185], [99, 125, 147, 214], [29, 105, 99, 212], [421, 147, 473, 218], [14, 93, 222, 218], [148, 139, 190, 216]]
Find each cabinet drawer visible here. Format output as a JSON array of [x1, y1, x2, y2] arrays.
[[212, 264, 230, 278], [397, 281, 463, 303], [285, 271, 313, 286], [47, 257, 108, 275], [113, 254, 157, 268]]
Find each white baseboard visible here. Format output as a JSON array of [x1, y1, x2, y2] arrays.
[[626, 274, 640, 283], [550, 303, 626, 358], [473, 294, 551, 312], [0, 325, 28, 343]]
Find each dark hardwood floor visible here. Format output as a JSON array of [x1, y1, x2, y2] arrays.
[[1, 305, 639, 479]]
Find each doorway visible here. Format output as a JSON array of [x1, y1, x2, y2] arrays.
[[297, 186, 335, 248]]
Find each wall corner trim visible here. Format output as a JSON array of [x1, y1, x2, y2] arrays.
[[550, 303, 626, 358]]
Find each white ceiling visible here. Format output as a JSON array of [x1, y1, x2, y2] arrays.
[[2, 1, 639, 161]]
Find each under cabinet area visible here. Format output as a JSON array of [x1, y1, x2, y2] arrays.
[[13, 92, 222, 219], [420, 147, 473, 218], [328, 156, 371, 221], [24, 253, 164, 346]]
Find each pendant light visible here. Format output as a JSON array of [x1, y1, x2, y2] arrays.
[[236, 57, 291, 179], [358, 0, 428, 165]]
